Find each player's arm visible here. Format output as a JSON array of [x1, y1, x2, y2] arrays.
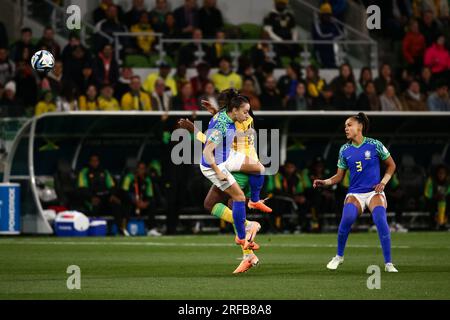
[[201, 100, 219, 115], [374, 156, 396, 193], [177, 118, 206, 144], [203, 139, 227, 181], [313, 168, 346, 188]]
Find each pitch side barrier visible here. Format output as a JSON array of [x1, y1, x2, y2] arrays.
[[2, 111, 449, 234]]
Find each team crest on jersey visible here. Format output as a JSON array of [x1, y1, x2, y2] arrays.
[[364, 150, 371, 160]]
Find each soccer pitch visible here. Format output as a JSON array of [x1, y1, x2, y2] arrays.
[[0, 232, 449, 300]]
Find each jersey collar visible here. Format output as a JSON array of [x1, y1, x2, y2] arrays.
[[222, 110, 234, 124], [352, 136, 366, 148]]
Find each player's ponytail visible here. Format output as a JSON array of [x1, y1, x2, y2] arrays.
[[218, 88, 240, 110], [353, 112, 370, 135]]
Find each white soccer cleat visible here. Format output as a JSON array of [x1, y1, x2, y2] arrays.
[[385, 263, 398, 272], [326, 255, 344, 270], [147, 228, 162, 237]]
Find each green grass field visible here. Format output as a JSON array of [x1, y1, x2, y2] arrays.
[[0, 232, 449, 299]]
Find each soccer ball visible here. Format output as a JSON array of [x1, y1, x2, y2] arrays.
[[31, 50, 55, 73]]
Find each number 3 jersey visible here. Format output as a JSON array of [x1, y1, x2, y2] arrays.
[[337, 137, 391, 194]]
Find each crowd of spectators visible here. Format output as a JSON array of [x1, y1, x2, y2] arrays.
[[1, 0, 449, 117]]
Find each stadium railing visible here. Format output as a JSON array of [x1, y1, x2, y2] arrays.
[[111, 32, 378, 70]]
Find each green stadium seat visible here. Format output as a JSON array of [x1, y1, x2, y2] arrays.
[[239, 23, 263, 39]]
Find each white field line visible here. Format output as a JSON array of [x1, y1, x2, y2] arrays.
[[0, 239, 420, 249]]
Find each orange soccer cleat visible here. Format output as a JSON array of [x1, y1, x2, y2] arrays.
[[233, 254, 260, 274], [235, 236, 260, 251], [248, 200, 272, 213]]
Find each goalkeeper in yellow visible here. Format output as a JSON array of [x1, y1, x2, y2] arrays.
[[178, 89, 271, 274]]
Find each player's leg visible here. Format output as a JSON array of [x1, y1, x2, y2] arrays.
[[225, 151, 271, 212], [368, 193, 397, 272], [239, 157, 272, 213], [327, 195, 362, 270]]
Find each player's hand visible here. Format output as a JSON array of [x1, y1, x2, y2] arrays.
[[216, 171, 228, 182], [201, 100, 219, 115], [373, 183, 385, 193], [177, 118, 195, 133], [313, 179, 325, 188]]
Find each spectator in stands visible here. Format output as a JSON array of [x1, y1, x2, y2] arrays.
[[419, 9, 443, 47], [286, 81, 311, 110], [401, 80, 428, 111], [121, 161, 162, 236], [427, 80, 450, 111], [174, 64, 188, 94], [35, 90, 56, 116], [210, 30, 232, 67], [178, 28, 213, 67], [357, 80, 381, 111], [250, 32, 278, 69], [198, 0, 224, 39], [10, 27, 35, 63], [333, 80, 358, 110], [311, 3, 343, 68], [321, 0, 347, 23], [93, 44, 119, 87], [424, 164, 450, 230], [61, 33, 85, 66], [93, 0, 124, 24], [46, 60, 64, 95], [239, 61, 262, 95], [143, 61, 177, 96], [36, 26, 61, 59], [150, 0, 171, 32], [79, 85, 99, 111], [270, 160, 310, 233], [161, 13, 181, 58], [330, 63, 356, 95], [0, 48, 15, 86], [14, 60, 37, 109], [311, 83, 334, 110], [131, 12, 155, 56], [190, 62, 210, 97], [95, 5, 128, 52], [374, 63, 399, 95], [200, 80, 218, 107], [172, 81, 200, 110], [259, 75, 283, 110], [77, 154, 124, 235], [0, 21, 8, 49], [56, 83, 79, 112], [98, 84, 120, 111], [173, 0, 199, 38], [240, 78, 261, 111], [305, 65, 325, 99], [277, 62, 302, 105], [211, 56, 242, 92], [419, 66, 435, 96], [0, 80, 25, 117], [402, 19, 426, 76], [151, 77, 173, 111], [356, 67, 373, 96], [380, 84, 404, 111], [115, 66, 134, 101], [263, 0, 298, 61], [63, 45, 91, 90], [77, 62, 98, 96], [423, 34, 450, 83], [122, 75, 152, 111], [124, 0, 148, 28]]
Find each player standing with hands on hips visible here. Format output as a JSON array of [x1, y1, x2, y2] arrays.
[[313, 112, 398, 272]]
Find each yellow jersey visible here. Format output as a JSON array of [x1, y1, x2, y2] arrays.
[[196, 115, 258, 161]]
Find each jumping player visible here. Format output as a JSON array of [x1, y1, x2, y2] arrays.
[[313, 112, 398, 272], [200, 95, 261, 268]]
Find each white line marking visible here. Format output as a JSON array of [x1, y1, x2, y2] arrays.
[[0, 240, 419, 249]]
